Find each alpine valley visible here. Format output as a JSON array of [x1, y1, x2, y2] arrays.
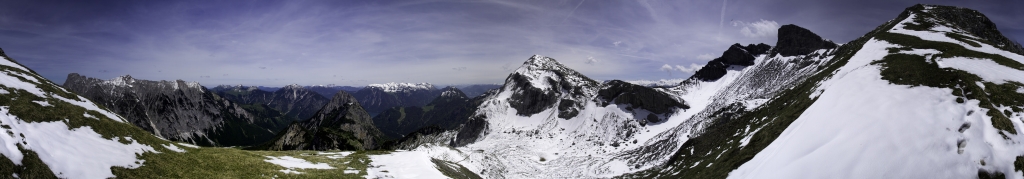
[[2, 4, 1024, 179]]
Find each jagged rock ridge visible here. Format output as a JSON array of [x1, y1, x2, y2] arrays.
[[62, 74, 279, 146], [353, 82, 441, 116], [690, 43, 772, 81], [373, 86, 478, 139], [211, 84, 329, 121], [259, 90, 383, 150]]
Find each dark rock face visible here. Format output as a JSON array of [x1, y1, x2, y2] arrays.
[[927, 5, 1024, 55], [505, 55, 599, 119], [353, 85, 440, 116], [372, 87, 477, 139], [260, 91, 383, 150], [269, 85, 330, 120], [452, 115, 488, 147], [720, 44, 771, 66], [597, 80, 689, 124], [773, 24, 838, 57], [213, 84, 329, 121], [62, 73, 278, 146], [507, 73, 559, 116], [690, 43, 773, 81]]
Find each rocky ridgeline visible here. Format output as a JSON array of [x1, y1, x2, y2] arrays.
[[62, 73, 277, 146], [260, 90, 383, 150]]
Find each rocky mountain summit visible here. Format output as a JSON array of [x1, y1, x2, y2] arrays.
[[772, 24, 839, 57], [212, 84, 329, 121], [259, 91, 383, 150], [372, 86, 478, 139], [353, 82, 441, 116]]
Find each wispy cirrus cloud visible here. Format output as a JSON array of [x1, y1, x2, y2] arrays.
[[0, 0, 1019, 86], [734, 19, 780, 38]]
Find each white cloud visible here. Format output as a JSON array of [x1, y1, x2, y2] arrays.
[[613, 41, 622, 47], [696, 53, 716, 61], [675, 63, 704, 73], [585, 56, 599, 65], [659, 64, 674, 72], [733, 19, 779, 38]]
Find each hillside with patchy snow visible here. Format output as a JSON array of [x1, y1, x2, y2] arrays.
[[368, 4, 1024, 179], [4, 3, 1024, 179]]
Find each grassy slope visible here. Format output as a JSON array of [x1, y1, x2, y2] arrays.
[[114, 147, 386, 179]]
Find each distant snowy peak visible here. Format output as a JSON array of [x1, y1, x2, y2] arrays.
[[367, 82, 437, 93], [212, 84, 259, 92], [105, 75, 137, 87], [99, 74, 202, 90], [282, 84, 304, 90], [508, 55, 598, 91], [439, 86, 467, 99]]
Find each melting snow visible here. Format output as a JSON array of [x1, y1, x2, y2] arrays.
[[177, 143, 199, 148], [162, 144, 185, 153], [366, 145, 463, 179], [51, 95, 126, 123], [730, 38, 1021, 178], [32, 101, 50, 107], [935, 57, 1024, 84], [318, 151, 353, 159], [0, 69, 46, 96], [0, 107, 155, 179], [264, 156, 334, 170], [0, 56, 31, 72]]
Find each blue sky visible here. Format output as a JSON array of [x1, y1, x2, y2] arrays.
[[1, 0, 1021, 86]]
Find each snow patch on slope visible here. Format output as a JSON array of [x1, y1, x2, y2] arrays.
[[730, 38, 1023, 178], [366, 145, 462, 179], [51, 95, 126, 123], [0, 107, 155, 179], [891, 13, 1024, 65], [264, 156, 333, 174], [162, 144, 185, 153], [936, 57, 1024, 84]]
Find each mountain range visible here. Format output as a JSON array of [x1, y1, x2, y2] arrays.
[[2, 4, 1024, 179], [62, 74, 284, 146]]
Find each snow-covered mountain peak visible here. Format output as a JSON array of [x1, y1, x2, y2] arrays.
[[439, 86, 467, 99], [367, 82, 437, 93], [281, 84, 305, 90], [508, 55, 598, 91], [895, 4, 1024, 55], [104, 75, 137, 87]]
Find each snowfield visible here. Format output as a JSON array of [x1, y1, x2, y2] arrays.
[[936, 57, 1024, 84], [731, 16, 1024, 178], [264, 156, 334, 174], [0, 107, 155, 179], [366, 145, 460, 179]]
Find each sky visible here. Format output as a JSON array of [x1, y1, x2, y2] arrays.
[[0, 0, 1021, 87]]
